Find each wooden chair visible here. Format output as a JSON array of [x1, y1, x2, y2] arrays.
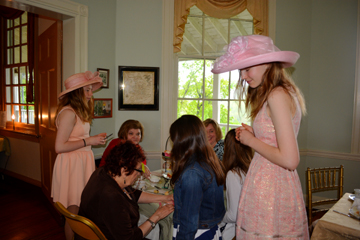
[[306, 165, 344, 225], [54, 202, 107, 240]]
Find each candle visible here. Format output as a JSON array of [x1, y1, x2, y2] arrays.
[[12, 114, 15, 130]]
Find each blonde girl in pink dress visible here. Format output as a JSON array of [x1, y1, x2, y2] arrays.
[[51, 71, 107, 240], [212, 35, 309, 239]]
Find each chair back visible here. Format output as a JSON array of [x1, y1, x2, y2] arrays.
[[54, 202, 107, 240], [306, 165, 344, 225]]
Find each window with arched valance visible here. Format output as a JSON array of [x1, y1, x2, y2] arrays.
[[174, 0, 268, 53]]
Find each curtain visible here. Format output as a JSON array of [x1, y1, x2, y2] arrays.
[[173, 0, 268, 53], [26, 13, 35, 103]]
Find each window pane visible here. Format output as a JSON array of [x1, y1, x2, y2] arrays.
[[14, 27, 20, 45], [20, 86, 26, 103], [178, 60, 204, 98], [7, 19, 12, 28], [12, 68, 19, 84], [21, 106, 27, 123], [203, 100, 228, 124], [14, 17, 20, 27], [22, 45, 27, 62], [7, 29, 13, 46], [20, 66, 27, 84], [29, 105, 35, 124], [179, 16, 203, 56], [204, 17, 229, 57], [204, 60, 217, 99], [7, 48, 13, 64], [13, 87, 19, 103], [22, 26, 27, 44], [14, 105, 19, 121], [14, 46, 20, 64], [230, 70, 240, 100], [21, 12, 27, 24], [177, 100, 203, 119], [5, 68, 11, 84], [230, 100, 251, 126], [6, 87, 11, 103], [230, 10, 254, 39], [6, 105, 11, 121]]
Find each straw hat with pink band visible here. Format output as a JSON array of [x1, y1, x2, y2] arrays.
[[58, 71, 103, 99], [211, 35, 300, 74]]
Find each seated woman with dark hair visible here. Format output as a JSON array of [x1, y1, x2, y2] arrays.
[[79, 141, 174, 240], [203, 118, 224, 161]]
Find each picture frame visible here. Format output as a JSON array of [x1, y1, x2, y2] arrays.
[[97, 68, 110, 88], [118, 66, 159, 111], [93, 98, 113, 118]]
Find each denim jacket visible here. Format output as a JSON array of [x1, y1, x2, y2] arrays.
[[173, 154, 225, 240]]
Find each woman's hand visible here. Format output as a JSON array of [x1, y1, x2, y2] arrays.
[[143, 165, 151, 179], [160, 194, 174, 206], [153, 203, 174, 220], [86, 133, 107, 146]]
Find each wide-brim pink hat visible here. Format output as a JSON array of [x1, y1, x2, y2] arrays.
[[211, 35, 300, 74], [58, 71, 103, 99]]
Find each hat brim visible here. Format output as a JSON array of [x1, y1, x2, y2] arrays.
[[58, 79, 103, 99], [211, 51, 300, 74]]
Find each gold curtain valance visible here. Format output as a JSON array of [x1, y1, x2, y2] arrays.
[[173, 0, 268, 53]]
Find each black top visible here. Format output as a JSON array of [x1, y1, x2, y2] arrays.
[[79, 167, 143, 240]]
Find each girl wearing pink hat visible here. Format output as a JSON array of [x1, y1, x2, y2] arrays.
[[212, 35, 309, 239], [51, 71, 107, 240]]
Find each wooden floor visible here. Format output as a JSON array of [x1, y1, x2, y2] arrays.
[[0, 175, 66, 240]]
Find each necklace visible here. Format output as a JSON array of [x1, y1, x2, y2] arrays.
[[123, 188, 133, 200]]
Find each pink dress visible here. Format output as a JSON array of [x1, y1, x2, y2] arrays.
[[236, 95, 309, 239], [51, 106, 95, 208]]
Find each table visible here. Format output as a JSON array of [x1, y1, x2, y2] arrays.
[[138, 172, 173, 240], [311, 193, 360, 239]]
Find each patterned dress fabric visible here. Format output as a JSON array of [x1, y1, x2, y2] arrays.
[[236, 95, 309, 239], [214, 139, 224, 161], [51, 106, 95, 208]]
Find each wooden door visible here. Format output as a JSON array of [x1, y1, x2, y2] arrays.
[[38, 20, 62, 205]]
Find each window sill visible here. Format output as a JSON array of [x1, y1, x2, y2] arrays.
[[0, 127, 40, 143]]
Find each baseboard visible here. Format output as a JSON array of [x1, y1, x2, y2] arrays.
[[0, 169, 42, 187]]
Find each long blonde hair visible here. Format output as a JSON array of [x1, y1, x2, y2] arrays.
[[55, 88, 94, 124], [237, 62, 306, 120]]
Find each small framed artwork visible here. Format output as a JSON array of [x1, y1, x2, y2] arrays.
[[97, 68, 110, 88], [93, 98, 112, 118], [118, 66, 159, 111]]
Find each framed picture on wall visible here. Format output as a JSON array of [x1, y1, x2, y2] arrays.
[[97, 68, 110, 88], [118, 66, 159, 110], [93, 98, 112, 118]]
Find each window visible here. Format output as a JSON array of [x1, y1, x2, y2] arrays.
[[177, 6, 253, 136], [3, 12, 35, 130]]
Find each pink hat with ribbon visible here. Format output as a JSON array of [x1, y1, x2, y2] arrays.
[[58, 71, 103, 99], [211, 35, 300, 74]]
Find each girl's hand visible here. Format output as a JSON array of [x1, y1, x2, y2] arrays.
[[87, 132, 107, 146], [241, 123, 254, 134], [238, 128, 255, 146], [235, 123, 254, 142]]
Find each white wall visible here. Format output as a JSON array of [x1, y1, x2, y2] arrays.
[[276, 0, 360, 194]]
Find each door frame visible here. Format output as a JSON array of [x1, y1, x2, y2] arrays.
[[2, 0, 89, 79]]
